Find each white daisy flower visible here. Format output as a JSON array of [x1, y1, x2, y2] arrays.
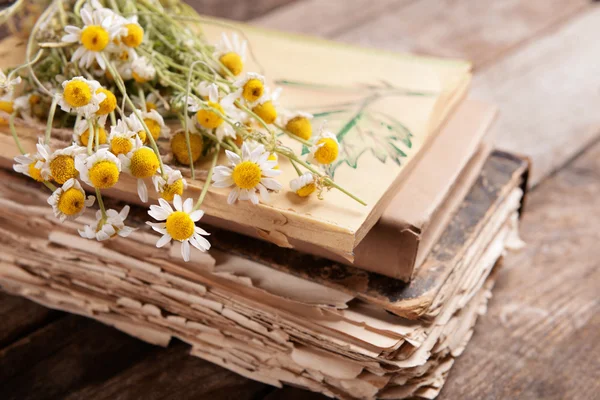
[[13, 93, 39, 123], [76, 148, 121, 189], [192, 85, 240, 142], [13, 139, 49, 182], [152, 165, 187, 202], [0, 70, 21, 94], [135, 91, 169, 116], [40, 144, 87, 184], [225, 72, 266, 108], [141, 109, 170, 141], [131, 56, 156, 83], [79, 205, 135, 241], [214, 33, 247, 76], [47, 178, 95, 222], [61, 6, 118, 70], [118, 137, 160, 203], [290, 173, 317, 198], [147, 195, 211, 262], [57, 77, 105, 119], [307, 130, 341, 167], [0, 92, 14, 119], [212, 142, 282, 205], [108, 119, 137, 156], [251, 87, 282, 125], [72, 118, 108, 147]]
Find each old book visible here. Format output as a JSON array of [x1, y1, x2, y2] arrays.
[[0, 19, 471, 258]]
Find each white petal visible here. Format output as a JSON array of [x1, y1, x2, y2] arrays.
[[137, 179, 148, 202], [194, 226, 210, 236], [148, 205, 169, 221], [157, 198, 173, 213], [261, 177, 282, 191], [156, 234, 172, 248], [173, 194, 182, 211], [189, 210, 204, 222], [190, 234, 210, 252], [211, 178, 234, 188], [183, 198, 193, 213], [249, 190, 259, 205], [258, 184, 270, 202], [225, 150, 241, 166], [227, 187, 240, 204], [181, 240, 190, 261]]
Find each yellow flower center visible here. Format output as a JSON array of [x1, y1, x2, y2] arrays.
[[160, 179, 184, 202], [80, 25, 110, 52], [267, 153, 279, 170], [57, 187, 85, 216], [110, 136, 133, 156], [132, 71, 148, 83], [0, 101, 14, 114], [122, 23, 144, 48], [146, 101, 157, 111], [171, 131, 203, 165], [196, 101, 224, 129], [242, 79, 264, 103], [50, 155, 77, 184], [144, 118, 161, 141], [296, 183, 316, 198], [130, 147, 159, 178], [96, 88, 116, 115], [253, 101, 277, 125], [232, 161, 262, 190], [80, 127, 107, 146], [88, 160, 120, 188], [137, 129, 147, 144], [28, 162, 44, 182], [63, 81, 92, 108], [286, 116, 312, 140], [314, 138, 339, 165], [220, 52, 243, 76], [29, 95, 41, 106], [165, 211, 195, 241]]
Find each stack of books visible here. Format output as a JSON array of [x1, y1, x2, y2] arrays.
[[0, 19, 529, 400]]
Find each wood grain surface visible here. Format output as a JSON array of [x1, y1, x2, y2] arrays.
[[1, 0, 599, 399]]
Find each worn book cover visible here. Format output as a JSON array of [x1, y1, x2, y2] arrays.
[[0, 19, 471, 257]]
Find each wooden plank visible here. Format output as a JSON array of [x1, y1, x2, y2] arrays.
[[0, 316, 156, 400], [186, 0, 302, 21], [0, 292, 61, 349], [334, 0, 588, 68], [438, 140, 600, 399], [472, 6, 600, 186], [252, 0, 411, 37], [64, 342, 271, 400]]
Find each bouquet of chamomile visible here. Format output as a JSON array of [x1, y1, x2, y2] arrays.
[[0, 0, 363, 261]]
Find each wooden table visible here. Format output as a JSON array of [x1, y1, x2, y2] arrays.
[[2, 1, 599, 399]]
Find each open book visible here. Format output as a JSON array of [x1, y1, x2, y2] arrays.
[[0, 20, 471, 257]]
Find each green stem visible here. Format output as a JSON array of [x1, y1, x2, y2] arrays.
[[95, 188, 107, 218], [9, 113, 25, 155], [87, 120, 94, 155], [44, 96, 59, 145], [184, 61, 205, 180], [193, 143, 219, 211], [289, 159, 302, 176]]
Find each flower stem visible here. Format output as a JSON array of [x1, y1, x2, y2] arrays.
[[184, 61, 205, 180], [44, 96, 59, 145], [193, 143, 220, 211], [87, 120, 94, 155], [95, 188, 107, 218], [9, 113, 25, 155]]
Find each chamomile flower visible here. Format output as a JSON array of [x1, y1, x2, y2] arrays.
[[119, 137, 160, 202], [108, 119, 137, 156], [252, 87, 281, 125], [281, 111, 313, 140], [73, 119, 107, 147], [308, 130, 340, 166], [214, 33, 247, 76], [58, 77, 105, 118], [0, 70, 21, 93], [170, 128, 204, 165], [0, 92, 14, 120], [76, 148, 121, 189], [95, 87, 117, 123], [212, 142, 282, 205], [131, 56, 156, 83], [147, 195, 211, 262], [152, 165, 187, 202], [41, 144, 87, 184], [47, 178, 95, 222], [141, 109, 170, 142], [290, 173, 317, 198], [227, 72, 266, 108], [111, 15, 144, 60], [13, 140, 49, 182], [61, 6, 117, 70], [192, 87, 239, 141], [13, 93, 42, 123], [79, 205, 135, 241]]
